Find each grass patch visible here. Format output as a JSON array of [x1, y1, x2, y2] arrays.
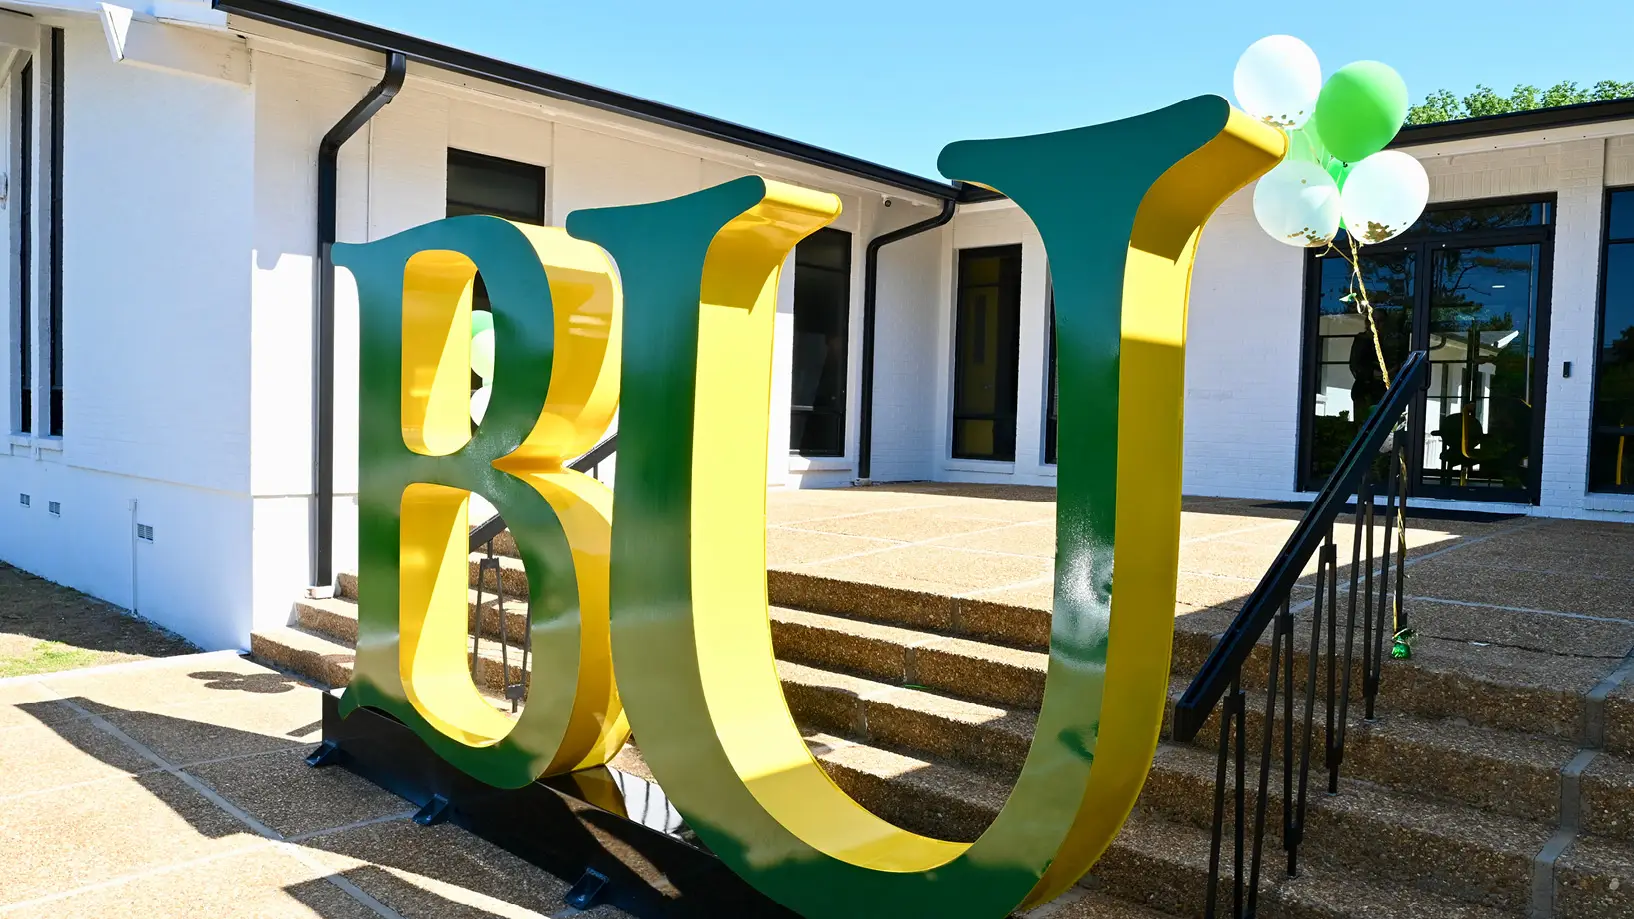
[[0, 640, 105, 678]]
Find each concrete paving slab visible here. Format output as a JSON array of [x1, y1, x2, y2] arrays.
[[793, 506, 1019, 541], [929, 521, 1057, 558], [0, 714, 156, 798], [302, 819, 630, 918], [764, 526, 897, 565], [96, 687, 324, 767], [0, 771, 257, 905], [1408, 558, 1634, 621], [0, 678, 81, 728], [0, 847, 376, 919], [45, 652, 314, 715], [185, 747, 413, 839], [791, 544, 1053, 595]]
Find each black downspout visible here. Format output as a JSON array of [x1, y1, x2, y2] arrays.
[[311, 52, 406, 593], [857, 197, 957, 482]]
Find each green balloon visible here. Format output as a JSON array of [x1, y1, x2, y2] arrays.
[[470, 308, 494, 339], [1326, 156, 1351, 188], [1313, 61, 1408, 164], [1287, 118, 1328, 165]]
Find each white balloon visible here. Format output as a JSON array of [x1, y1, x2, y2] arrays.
[[1253, 159, 1342, 248], [1340, 151, 1430, 245], [470, 384, 492, 425], [470, 328, 496, 381], [1234, 35, 1322, 128]]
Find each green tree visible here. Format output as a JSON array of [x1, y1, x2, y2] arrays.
[[1405, 79, 1634, 124]]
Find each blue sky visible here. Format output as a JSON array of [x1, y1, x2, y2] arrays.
[[304, 0, 1634, 179]]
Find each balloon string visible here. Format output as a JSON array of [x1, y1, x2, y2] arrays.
[[1326, 234, 1408, 643]]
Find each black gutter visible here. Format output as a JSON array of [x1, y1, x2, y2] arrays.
[[310, 51, 405, 593], [1394, 97, 1634, 147], [213, 0, 958, 202], [856, 197, 957, 481]]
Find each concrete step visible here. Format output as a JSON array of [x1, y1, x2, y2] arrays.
[[1092, 811, 1523, 919], [1140, 743, 1548, 913], [297, 592, 528, 647], [249, 624, 356, 690], [771, 605, 1047, 709], [778, 659, 1035, 781], [252, 621, 527, 699], [769, 562, 1614, 747], [1160, 677, 1581, 827]]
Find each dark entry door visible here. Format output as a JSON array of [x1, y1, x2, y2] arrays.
[[1301, 200, 1554, 504]]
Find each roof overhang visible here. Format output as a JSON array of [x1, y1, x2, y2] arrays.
[[212, 0, 964, 201]]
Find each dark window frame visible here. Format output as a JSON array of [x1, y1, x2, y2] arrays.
[[951, 244, 1023, 463], [445, 149, 548, 402], [47, 28, 61, 437], [14, 57, 31, 435], [788, 226, 853, 459], [1297, 195, 1556, 505], [1044, 285, 1057, 465], [446, 148, 547, 224], [1590, 186, 1634, 494]]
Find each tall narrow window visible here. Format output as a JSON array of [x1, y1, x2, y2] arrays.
[[1592, 189, 1634, 493], [789, 227, 851, 457], [1044, 288, 1057, 465], [46, 28, 61, 436], [446, 149, 547, 405], [952, 245, 1022, 461], [13, 58, 31, 435]]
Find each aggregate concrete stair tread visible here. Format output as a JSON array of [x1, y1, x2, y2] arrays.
[[298, 591, 529, 646], [252, 622, 528, 700], [777, 659, 1036, 781], [250, 624, 357, 690], [770, 606, 1047, 709], [1160, 676, 1580, 825], [1580, 750, 1634, 844], [1141, 743, 1549, 912], [1171, 612, 1620, 744], [1553, 834, 1634, 918], [1093, 812, 1523, 919], [768, 567, 1053, 651]]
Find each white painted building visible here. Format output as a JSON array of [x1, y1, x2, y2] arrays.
[[2, 0, 1631, 650]]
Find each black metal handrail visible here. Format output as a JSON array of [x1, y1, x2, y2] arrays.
[[467, 434, 618, 551], [1172, 350, 1428, 919], [1173, 350, 1428, 742], [467, 433, 617, 710]]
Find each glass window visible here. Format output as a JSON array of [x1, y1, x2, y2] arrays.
[[1301, 196, 1553, 503], [447, 149, 546, 224], [789, 228, 851, 457], [1306, 251, 1415, 484], [13, 59, 31, 435], [1592, 189, 1634, 493], [1421, 244, 1542, 495], [446, 151, 547, 409], [952, 246, 1022, 461], [1044, 291, 1057, 465], [46, 30, 60, 437]]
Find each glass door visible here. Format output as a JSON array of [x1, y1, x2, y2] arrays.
[[1419, 244, 1544, 500], [1301, 200, 1553, 504]]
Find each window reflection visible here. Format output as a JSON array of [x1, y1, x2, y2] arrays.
[[1422, 245, 1541, 493], [1308, 252, 1414, 483], [1591, 190, 1634, 492]]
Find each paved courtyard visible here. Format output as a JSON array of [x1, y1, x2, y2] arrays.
[[0, 652, 638, 919], [2, 484, 1630, 918], [766, 484, 1634, 711]]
